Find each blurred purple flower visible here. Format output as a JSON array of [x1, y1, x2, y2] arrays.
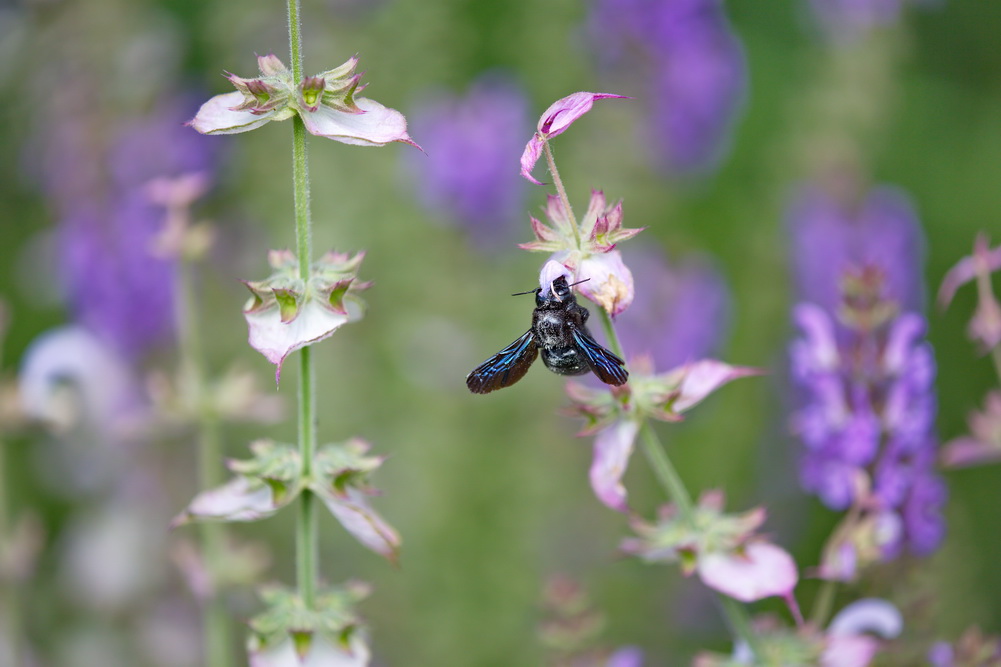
[[806, 0, 941, 39], [616, 247, 730, 369], [587, 0, 747, 175], [38, 100, 219, 360], [788, 184, 925, 314], [808, 0, 905, 36], [787, 183, 945, 560], [405, 74, 530, 248]]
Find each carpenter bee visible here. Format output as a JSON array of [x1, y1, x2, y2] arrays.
[[466, 275, 629, 394]]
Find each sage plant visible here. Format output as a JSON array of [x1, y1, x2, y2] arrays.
[[513, 91, 798, 660], [787, 183, 945, 576], [177, 1, 416, 663]]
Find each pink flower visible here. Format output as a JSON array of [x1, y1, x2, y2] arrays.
[[241, 249, 370, 383], [938, 233, 1001, 353], [568, 359, 760, 511], [520, 92, 628, 184], [622, 491, 798, 603], [697, 541, 798, 603], [941, 391, 1001, 468], [189, 54, 418, 148], [523, 191, 643, 315]]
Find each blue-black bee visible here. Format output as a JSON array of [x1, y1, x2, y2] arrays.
[[466, 275, 629, 394]]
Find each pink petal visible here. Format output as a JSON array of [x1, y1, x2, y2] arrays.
[[539, 259, 573, 296], [536, 92, 629, 138], [315, 487, 401, 563], [970, 293, 1001, 350], [938, 235, 1001, 309], [938, 254, 978, 309], [670, 360, 763, 413], [249, 636, 370, 667], [244, 299, 353, 384], [576, 250, 635, 316], [940, 436, 1001, 468], [697, 542, 798, 602], [821, 636, 880, 667], [589, 420, 640, 512], [173, 478, 278, 526], [520, 134, 545, 184], [299, 97, 418, 147], [188, 91, 277, 134]]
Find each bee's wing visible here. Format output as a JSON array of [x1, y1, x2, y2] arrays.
[[466, 330, 539, 394], [571, 328, 629, 386]]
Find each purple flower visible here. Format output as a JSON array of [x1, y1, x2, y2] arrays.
[[788, 184, 925, 314], [587, 0, 747, 175], [616, 247, 730, 370], [806, 0, 940, 40], [404, 74, 530, 248], [787, 183, 945, 560], [48, 102, 218, 360]]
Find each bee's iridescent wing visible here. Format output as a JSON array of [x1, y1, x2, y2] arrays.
[[466, 330, 539, 394], [571, 328, 628, 386]]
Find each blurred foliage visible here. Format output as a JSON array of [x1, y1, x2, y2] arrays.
[[1, 0, 1000, 665]]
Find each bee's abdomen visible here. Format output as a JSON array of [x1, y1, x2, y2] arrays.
[[540, 346, 589, 376]]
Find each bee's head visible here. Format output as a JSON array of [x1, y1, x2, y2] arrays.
[[550, 275, 572, 301]]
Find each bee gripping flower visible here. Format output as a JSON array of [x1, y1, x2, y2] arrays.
[[189, 54, 419, 148], [520, 92, 629, 184], [527, 191, 643, 315]]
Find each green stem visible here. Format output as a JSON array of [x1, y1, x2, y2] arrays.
[[0, 437, 23, 667], [638, 422, 695, 520], [176, 252, 232, 667], [990, 344, 1001, 387], [288, 0, 318, 610], [543, 141, 581, 249], [595, 302, 759, 657], [297, 346, 318, 608], [810, 579, 838, 628]]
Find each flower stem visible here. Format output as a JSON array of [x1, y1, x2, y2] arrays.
[[0, 437, 23, 667], [991, 344, 1001, 388], [297, 345, 318, 609], [543, 141, 581, 249], [810, 578, 838, 628], [595, 305, 761, 658], [175, 230, 232, 666], [288, 0, 318, 610]]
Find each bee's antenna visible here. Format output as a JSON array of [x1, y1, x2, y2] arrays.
[[511, 287, 539, 297], [568, 278, 591, 288]]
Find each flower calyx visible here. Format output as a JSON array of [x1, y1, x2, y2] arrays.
[[623, 491, 798, 603], [190, 54, 418, 148], [247, 581, 372, 665], [242, 249, 370, 383], [172, 438, 399, 562], [524, 191, 642, 316]]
